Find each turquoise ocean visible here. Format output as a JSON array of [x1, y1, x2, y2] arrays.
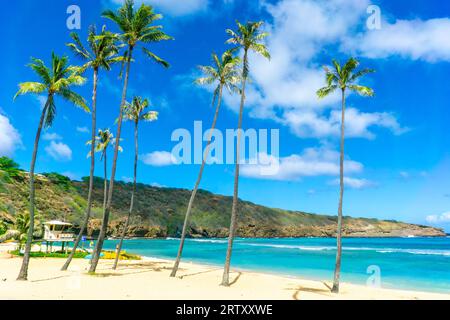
[[99, 237, 450, 293]]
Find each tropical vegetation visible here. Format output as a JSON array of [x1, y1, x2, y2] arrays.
[[170, 51, 241, 277], [113, 96, 158, 270], [13, 52, 88, 280], [317, 57, 375, 293], [0, 0, 390, 296]]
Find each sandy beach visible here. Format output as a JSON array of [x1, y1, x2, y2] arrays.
[[0, 243, 448, 300]]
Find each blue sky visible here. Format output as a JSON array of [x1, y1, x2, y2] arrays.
[[1, 0, 450, 231]]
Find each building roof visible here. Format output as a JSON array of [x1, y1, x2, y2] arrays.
[[44, 220, 72, 226]]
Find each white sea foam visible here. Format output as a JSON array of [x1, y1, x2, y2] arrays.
[[241, 243, 450, 257]]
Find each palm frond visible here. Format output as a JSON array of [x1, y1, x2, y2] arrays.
[[316, 85, 338, 99], [142, 47, 169, 68]]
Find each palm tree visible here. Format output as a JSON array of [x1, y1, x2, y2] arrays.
[[170, 51, 240, 277], [62, 25, 122, 271], [112, 97, 158, 270], [221, 21, 270, 286], [87, 129, 122, 211], [317, 57, 374, 293], [14, 53, 88, 280], [89, 0, 172, 273]]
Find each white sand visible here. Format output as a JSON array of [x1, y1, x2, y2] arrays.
[[0, 243, 449, 300]]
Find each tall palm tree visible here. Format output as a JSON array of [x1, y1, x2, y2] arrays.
[[221, 21, 270, 286], [170, 51, 240, 277], [62, 25, 122, 271], [89, 0, 172, 273], [14, 53, 88, 280], [112, 97, 158, 270], [87, 129, 122, 211], [317, 57, 374, 293]]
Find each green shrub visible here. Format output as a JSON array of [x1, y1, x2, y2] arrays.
[[0, 157, 23, 181], [9, 249, 89, 259], [43, 172, 72, 190]]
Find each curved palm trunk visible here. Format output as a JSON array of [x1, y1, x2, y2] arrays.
[[331, 88, 346, 293], [222, 50, 248, 286], [17, 98, 50, 280], [103, 151, 108, 211], [89, 47, 133, 273], [112, 121, 138, 270], [62, 68, 99, 271], [170, 85, 224, 277]]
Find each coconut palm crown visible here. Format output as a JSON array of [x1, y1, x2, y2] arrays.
[[317, 58, 375, 98], [67, 25, 123, 72], [195, 51, 241, 102], [123, 96, 158, 123], [102, 0, 172, 68], [14, 53, 88, 124]]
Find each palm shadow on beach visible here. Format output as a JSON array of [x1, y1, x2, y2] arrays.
[[90, 261, 171, 277], [289, 282, 333, 300]]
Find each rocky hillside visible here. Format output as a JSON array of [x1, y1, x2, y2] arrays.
[[0, 168, 445, 238]]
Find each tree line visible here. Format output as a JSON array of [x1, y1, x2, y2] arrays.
[[11, 0, 374, 294]]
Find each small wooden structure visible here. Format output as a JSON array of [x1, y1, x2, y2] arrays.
[[43, 220, 75, 253]]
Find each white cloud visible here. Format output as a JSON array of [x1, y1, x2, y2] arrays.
[[76, 126, 89, 134], [328, 177, 376, 189], [140, 151, 176, 166], [0, 114, 22, 157], [150, 182, 165, 188], [241, 146, 363, 181], [344, 18, 450, 62], [426, 212, 450, 224], [42, 132, 62, 141], [281, 107, 408, 139], [217, 0, 408, 140], [111, 0, 209, 16], [45, 141, 72, 161]]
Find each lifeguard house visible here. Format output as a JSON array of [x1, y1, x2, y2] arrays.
[[43, 220, 75, 252]]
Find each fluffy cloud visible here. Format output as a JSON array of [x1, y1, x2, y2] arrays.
[[111, 0, 209, 16], [344, 18, 450, 62], [45, 141, 72, 161], [281, 107, 407, 139], [42, 132, 62, 141], [241, 146, 363, 181], [217, 0, 410, 140], [426, 212, 450, 224], [328, 177, 376, 189], [0, 114, 22, 157], [140, 151, 176, 166]]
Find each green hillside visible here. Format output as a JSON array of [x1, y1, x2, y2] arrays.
[[0, 164, 445, 238]]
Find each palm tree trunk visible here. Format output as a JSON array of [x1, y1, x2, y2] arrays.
[[331, 88, 346, 293], [103, 151, 108, 211], [170, 85, 224, 277], [89, 46, 133, 273], [61, 68, 98, 271], [112, 121, 139, 270], [222, 50, 248, 286], [17, 98, 50, 280]]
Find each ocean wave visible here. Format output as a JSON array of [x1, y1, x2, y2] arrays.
[[189, 239, 228, 244], [241, 243, 450, 256], [165, 237, 227, 244]]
